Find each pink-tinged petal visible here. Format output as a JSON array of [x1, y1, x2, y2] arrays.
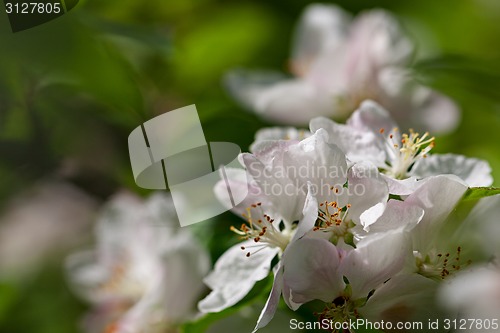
[[377, 68, 460, 134], [404, 175, 468, 253], [347, 100, 398, 136], [411, 154, 493, 187], [248, 140, 296, 167], [282, 238, 345, 305], [290, 4, 350, 77], [252, 263, 284, 332], [322, 10, 413, 101], [250, 127, 311, 153], [309, 116, 385, 167], [342, 228, 411, 299], [412, 89, 460, 134], [360, 273, 442, 325], [282, 129, 348, 205], [241, 153, 304, 223], [225, 70, 336, 125], [347, 161, 389, 229], [342, 10, 413, 88], [214, 168, 268, 217], [198, 240, 279, 313]]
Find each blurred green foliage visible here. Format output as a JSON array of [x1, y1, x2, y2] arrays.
[[0, 0, 499, 332]]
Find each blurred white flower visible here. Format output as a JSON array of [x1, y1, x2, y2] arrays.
[[226, 4, 459, 133], [439, 263, 500, 332], [66, 191, 210, 333], [0, 180, 98, 280], [311, 100, 492, 194]]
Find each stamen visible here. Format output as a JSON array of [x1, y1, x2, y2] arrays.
[[231, 203, 291, 254], [416, 246, 471, 281], [379, 127, 436, 179]]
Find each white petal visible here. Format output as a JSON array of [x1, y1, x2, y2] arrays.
[[360, 273, 442, 325], [404, 175, 468, 253], [347, 10, 413, 70], [347, 161, 389, 229], [225, 70, 336, 125], [347, 100, 398, 135], [310, 116, 385, 166], [439, 265, 500, 321], [198, 241, 279, 313], [214, 168, 268, 217], [411, 154, 493, 187], [381, 174, 424, 195], [242, 153, 304, 223], [282, 129, 348, 205], [342, 228, 410, 299], [65, 250, 110, 303], [291, 183, 318, 243], [282, 238, 345, 305], [250, 127, 311, 153], [410, 87, 460, 134], [353, 199, 424, 240], [290, 4, 350, 77], [160, 231, 211, 322], [252, 263, 284, 332], [377, 68, 460, 134]]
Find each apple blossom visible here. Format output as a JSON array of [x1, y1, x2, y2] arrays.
[[226, 4, 459, 133], [66, 191, 210, 333], [310, 100, 492, 194], [439, 262, 500, 331]]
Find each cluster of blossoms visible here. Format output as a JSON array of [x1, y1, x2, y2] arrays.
[[195, 5, 498, 332], [199, 100, 496, 332], [66, 192, 210, 333]]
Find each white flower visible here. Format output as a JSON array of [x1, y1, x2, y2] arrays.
[[311, 100, 492, 194], [251, 228, 411, 331], [66, 191, 210, 333], [371, 175, 469, 279], [262, 175, 470, 330], [200, 129, 389, 319], [439, 263, 500, 330], [358, 175, 477, 326], [226, 4, 459, 133]]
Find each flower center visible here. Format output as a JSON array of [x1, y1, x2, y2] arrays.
[[231, 203, 293, 256], [380, 128, 435, 179], [415, 247, 471, 281], [316, 296, 360, 333], [99, 260, 146, 300], [313, 189, 355, 245]]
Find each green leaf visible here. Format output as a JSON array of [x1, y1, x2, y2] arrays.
[[462, 187, 500, 201]]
